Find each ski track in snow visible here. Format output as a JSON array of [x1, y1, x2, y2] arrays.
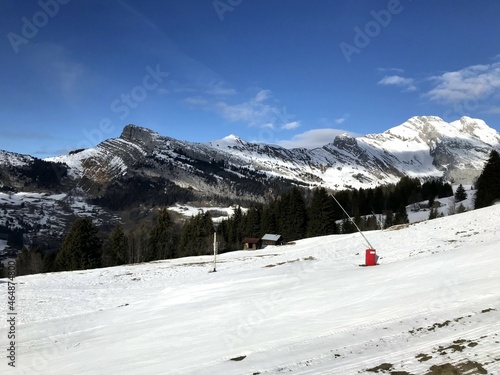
[[1, 205, 500, 374]]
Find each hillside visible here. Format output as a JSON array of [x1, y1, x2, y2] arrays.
[[1, 204, 499, 374]]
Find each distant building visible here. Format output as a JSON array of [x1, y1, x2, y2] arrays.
[[261, 234, 284, 246], [242, 238, 262, 250]]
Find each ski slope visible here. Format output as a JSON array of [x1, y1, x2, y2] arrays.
[[1, 205, 500, 374]]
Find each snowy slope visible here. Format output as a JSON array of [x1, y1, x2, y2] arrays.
[[1, 205, 500, 374], [168, 203, 247, 222], [0, 150, 33, 168]]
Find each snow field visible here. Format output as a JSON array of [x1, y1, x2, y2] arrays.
[[0, 205, 499, 374]]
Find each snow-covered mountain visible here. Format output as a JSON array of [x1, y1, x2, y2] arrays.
[[1, 116, 499, 207], [45, 116, 500, 197], [205, 116, 500, 188], [2, 202, 499, 374]]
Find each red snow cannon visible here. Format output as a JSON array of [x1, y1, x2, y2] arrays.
[[365, 249, 377, 266]]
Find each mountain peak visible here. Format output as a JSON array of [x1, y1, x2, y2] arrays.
[[223, 134, 242, 141], [452, 116, 500, 145], [120, 124, 158, 141], [205, 134, 246, 148], [332, 133, 358, 150]]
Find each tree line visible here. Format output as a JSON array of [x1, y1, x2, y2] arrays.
[[216, 176, 455, 250]]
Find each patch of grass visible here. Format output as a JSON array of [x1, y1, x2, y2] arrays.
[[230, 355, 246, 361], [426, 363, 460, 375], [416, 353, 432, 362], [264, 257, 314, 268], [366, 363, 393, 372], [436, 339, 479, 354], [481, 308, 495, 313], [426, 360, 487, 375]]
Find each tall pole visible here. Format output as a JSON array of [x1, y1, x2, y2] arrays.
[[212, 230, 218, 272], [331, 194, 374, 249]]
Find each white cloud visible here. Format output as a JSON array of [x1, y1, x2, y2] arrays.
[[485, 106, 500, 114], [215, 99, 276, 124], [261, 123, 275, 129], [56, 61, 84, 95], [181, 88, 296, 129], [320, 114, 350, 127], [378, 67, 405, 74], [335, 113, 351, 125], [425, 62, 500, 103], [203, 90, 283, 126], [183, 96, 208, 107], [206, 81, 236, 96], [378, 75, 416, 92], [2, 129, 56, 141], [118, 0, 162, 34], [277, 128, 360, 149], [26, 43, 85, 99], [281, 121, 300, 130], [255, 89, 271, 102]]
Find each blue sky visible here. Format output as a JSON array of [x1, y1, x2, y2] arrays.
[[1, 0, 500, 157]]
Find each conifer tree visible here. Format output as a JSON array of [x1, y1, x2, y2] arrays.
[[228, 206, 243, 247], [148, 208, 176, 261], [372, 186, 386, 213], [383, 210, 395, 228], [281, 187, 307, 241], [260, 204, 278, 235], [16, 247, 45, 275], [428, 207, 439, 220], [340, 217, 356, 234], [102, 224, 129, 267], [475, 150, 500, 209], [394, 204, 409, 225], [243, 206, 262, 238], [179, 212, 213, 257], [129, 224, 149, 263], [454, 184, 467, 202], [364, 215, 379, 230], [55, 217, 102, 271], [307, 188, 337, 237]]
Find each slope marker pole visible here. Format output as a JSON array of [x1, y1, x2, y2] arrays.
[[212, 229, 218, 272]]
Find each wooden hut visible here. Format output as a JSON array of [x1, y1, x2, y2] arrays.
[[261, 234, 284, 246], [242, 238, 262, 250]]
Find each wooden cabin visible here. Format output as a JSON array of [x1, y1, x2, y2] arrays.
[[242, 238, 262, 250], [261, 234, 284, 246]]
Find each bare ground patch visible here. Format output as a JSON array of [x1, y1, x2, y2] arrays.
[[264, 256, 316, 268]]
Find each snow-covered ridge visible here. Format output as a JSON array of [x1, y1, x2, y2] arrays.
[[201, 116, 500, 188], [0, 149, 33, 167], [10, 116, 499, 195]]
